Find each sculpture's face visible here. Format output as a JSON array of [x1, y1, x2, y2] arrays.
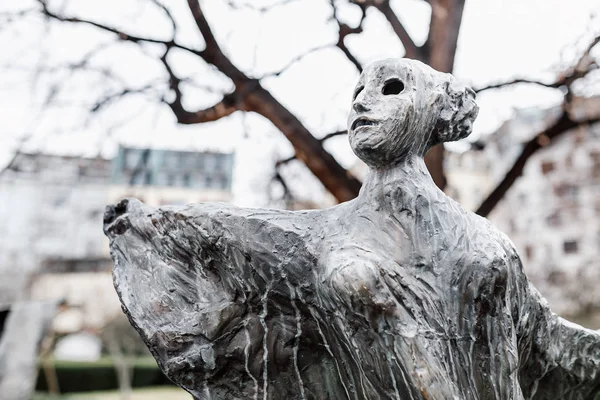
[[348, 59, 423, 167], [348, 59, 478, 168]]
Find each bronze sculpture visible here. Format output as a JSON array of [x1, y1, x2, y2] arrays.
[[104, 59, 600, 399]]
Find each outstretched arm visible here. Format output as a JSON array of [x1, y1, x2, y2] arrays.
[[514, 259, 600, 400], [104, 199, 319, 399]]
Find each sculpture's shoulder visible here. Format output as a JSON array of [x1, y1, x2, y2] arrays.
[[154, 200, 323, 239], [438, 193, 520, 261]]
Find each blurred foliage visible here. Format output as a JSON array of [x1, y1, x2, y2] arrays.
[[100, 314, 151, 356], [35, 357, 173, 393], [33, 386, 189, 400]]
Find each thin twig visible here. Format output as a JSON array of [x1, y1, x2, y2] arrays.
[[259, 44, 331, 79], [37, 0, 203, 58], [319, 130, 347, 142]]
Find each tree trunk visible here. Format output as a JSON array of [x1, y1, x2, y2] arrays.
[[421, 0, 466, 190]]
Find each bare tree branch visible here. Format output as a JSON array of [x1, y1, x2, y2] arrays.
[[0, 7, 36, 32], [476, 34, 599, 93], [186, 0, 247, 83], [562, 34, 599, 103], [272, 169, 295, 209], [259, 44, 331, 78], [474, 61, 597, 94], [8, 40, 127, 92], [245, 84, 363, 201], [319, 129, 347, 142], [475, 79, 561, 93], [225, 0, 298, 13], [186, 0, 362, 201], [574, 35, 600, 68], [149, 0, 177, 39], [474, 33, 600, 216], [36, 0, 203, 57], [335, 25, 364, 72], [171, 97, 240, 124], [349, 0, 424, 60], [90, 83, 160, 113], [159, 51, 240, 124], [423, 0, 466, 72], [0, 7, 40, 43], [373, 0, 422, 60], [275, 129, 348, 167], [18, 0, 370, 202], [276, 155, 296, 167], [331, 1, 366, 72], [476, 113, 600, 217]]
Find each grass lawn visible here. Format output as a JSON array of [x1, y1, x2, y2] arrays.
[[33, 386, 191, 400]]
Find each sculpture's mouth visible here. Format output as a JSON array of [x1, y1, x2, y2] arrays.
[[351, 117, 378, 132]]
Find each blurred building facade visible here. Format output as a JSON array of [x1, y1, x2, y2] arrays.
[[0, 146, 234, 338], [446, 97, 600, 322], [109, 147, 234, 205]]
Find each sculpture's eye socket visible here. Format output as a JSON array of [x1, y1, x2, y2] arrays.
[[353, 85, 364, 100], [382, 79, 404, 95]]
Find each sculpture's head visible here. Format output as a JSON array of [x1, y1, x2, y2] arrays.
[[348, 58, 478, 168]]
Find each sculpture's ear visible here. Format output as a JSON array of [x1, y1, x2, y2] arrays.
[[431, 77, 479, 145]]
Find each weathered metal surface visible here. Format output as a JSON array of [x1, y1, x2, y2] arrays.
[[105, 59, 600, 400]]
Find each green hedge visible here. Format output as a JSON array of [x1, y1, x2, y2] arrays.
[[35, 358, 175, 393]]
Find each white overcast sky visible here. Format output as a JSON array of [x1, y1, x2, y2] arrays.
[[0, 0, 599, 205]]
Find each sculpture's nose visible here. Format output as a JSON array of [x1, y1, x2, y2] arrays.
[[352, 90, 370, 113], [353, 101, 369, 113]]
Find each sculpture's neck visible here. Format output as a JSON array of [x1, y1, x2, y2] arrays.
[[358, 156, 440, 212]]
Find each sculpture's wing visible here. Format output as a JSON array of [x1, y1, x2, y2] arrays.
[[512, 254, 600, 399], [103, 198, 322, 399]]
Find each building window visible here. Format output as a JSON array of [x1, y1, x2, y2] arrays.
[[547, 270, 566, 285], [215, 154, 228, 172], [155, 172, 169, 186], [186, 154, 197, 169], [195, 155, 205, 170], [563, 240, 578, 254], [554, 184, 579, 200], [124, 149, 140, 169], [564, 155, 573, 168], [590, 151, 600, 179], [525, 245, 533, 260], [165, 154, 178, 169], [205, 154, 217, 170], [546, 212, 561, 227], [216, 177, 228, 190], [541, 161, 555, 175], [131, 170, 146, 185]]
